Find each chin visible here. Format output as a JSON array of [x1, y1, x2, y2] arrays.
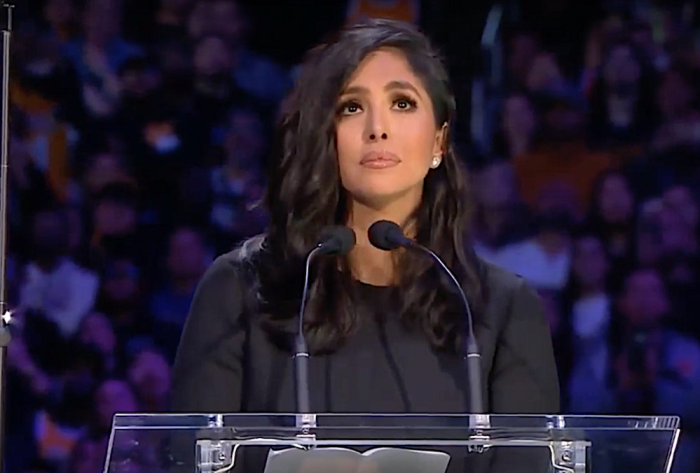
[[349, 186, 421, 208]]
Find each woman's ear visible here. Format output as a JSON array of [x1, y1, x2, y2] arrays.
[[432, 122, 448, 157]]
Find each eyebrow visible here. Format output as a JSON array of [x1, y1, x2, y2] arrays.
[[341, 80, 422, 98]]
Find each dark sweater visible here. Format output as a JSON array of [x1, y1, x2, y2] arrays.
[[171, 245, 560, 471]]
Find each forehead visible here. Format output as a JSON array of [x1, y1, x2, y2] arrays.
[[346, 48, 422, 88]]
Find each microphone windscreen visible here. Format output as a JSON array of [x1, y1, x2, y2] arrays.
[[368, 220, 406, 251], [318, 226, 356, 256]]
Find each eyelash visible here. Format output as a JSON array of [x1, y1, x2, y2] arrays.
[[337, 94, 418, 116]]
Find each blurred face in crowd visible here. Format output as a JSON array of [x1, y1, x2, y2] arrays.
[[597, 172, 634, 224], [637, 200, 663, 266], [188, 0, 246, 45], [65, 207, 84, 252], [508, 33, 539, 83], [620, 269, 669, 328], [573, 235, 609, 291], [535, 180, 579, 232], [503, 93, 537, 140], [603, 44, 641, 92], [544, 103, 585, 138], [121, 65, 161, 99], [95, 379, 138, 429], [225, 108, 265, 169], [83, 0, 122, 46], [161, 0, 193, 13], [94, 198, 136, 236], [85, 152, 129, 194], [32, 210, 70, 264], [103, 259, 140, 306], [474, 161, 517, 210], [167, 228, 207, 280], [79, 312, 117, 357], [335, 49, 445, 210], [658, 205, 695, 254], [69, 439, 104, 473], [663, 185, 699, 231], [193, 35, 233, 77], [44, 0, 77, 28], [658, 69, 694, 119], [127, 349, 171, 404], [210, 0, 247, 46]]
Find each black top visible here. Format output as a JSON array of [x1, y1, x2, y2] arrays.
[[171, 246, 560, 472]]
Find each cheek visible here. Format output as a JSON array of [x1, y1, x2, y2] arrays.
[[335, 119, 364, 185]]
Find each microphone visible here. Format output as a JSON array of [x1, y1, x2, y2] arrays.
[[295, 226, 355, 418], [368, 220, 485, 415]]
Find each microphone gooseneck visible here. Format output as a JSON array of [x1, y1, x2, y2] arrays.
[[367, 220, 485, 415], [294, 226, 356, 415]]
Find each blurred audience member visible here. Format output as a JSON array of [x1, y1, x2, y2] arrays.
[[19, 207, 100, 338], [81, 150, 133, 198], [187, 0, 290, 104], [150, 227, 209, 362], [471, 158, 533, 261], [153, 0, 194, 44], [486, 182, 576, 291], [91, 379, 138, 439], [127, 348, 171, 412], [562, 233, 615, 413], [615, 268, 700, 471], [346, 0, 421, 25], [78, 312, 119, 375], [514, 88, 614, 214], [505, 27, 542, 90], [494, 91, 539, 159], [586, 170, 637, 288], [650, 64, 700, 164], [587, 36, 658, 157], [62, 0, 142, 119], [95, 257, 152, 347], [208, 105, 268, 251]]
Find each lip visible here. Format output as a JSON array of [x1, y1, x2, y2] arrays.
[[360, 151, 401, 168]]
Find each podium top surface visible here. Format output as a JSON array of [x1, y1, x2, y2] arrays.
[[111, 413, 680, 431]]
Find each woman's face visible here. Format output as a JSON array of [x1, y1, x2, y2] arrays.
[[598, 173, 633, 224], [335, 48, 445, 211]]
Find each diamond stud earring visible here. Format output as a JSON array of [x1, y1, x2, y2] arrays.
[[431, 156, 442, 168]]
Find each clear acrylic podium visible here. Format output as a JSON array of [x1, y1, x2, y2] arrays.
[[104, 413, 680, 473]]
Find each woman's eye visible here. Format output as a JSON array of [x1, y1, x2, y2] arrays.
[[338, 101, 362, 115], [393, 97, 417, 110]]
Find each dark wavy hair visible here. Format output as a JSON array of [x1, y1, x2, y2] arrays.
[[254, 19, 485, 355]]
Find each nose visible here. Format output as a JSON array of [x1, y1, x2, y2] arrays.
[[365, 105, 389, 142]]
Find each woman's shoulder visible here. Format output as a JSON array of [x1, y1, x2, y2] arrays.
[[478, 257, 528, 294], [477, 257, 542, 324], [200, 235, 266, 288]]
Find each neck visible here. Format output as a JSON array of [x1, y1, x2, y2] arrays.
[[346, 197, 418, 286]]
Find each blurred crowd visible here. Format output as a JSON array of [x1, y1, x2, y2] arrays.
[[3, 0, 700, 472]]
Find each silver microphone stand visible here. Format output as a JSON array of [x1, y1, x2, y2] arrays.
[[0, 3, 14, 472]]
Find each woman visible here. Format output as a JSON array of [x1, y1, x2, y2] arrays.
[[172, 18, 558, 421]]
